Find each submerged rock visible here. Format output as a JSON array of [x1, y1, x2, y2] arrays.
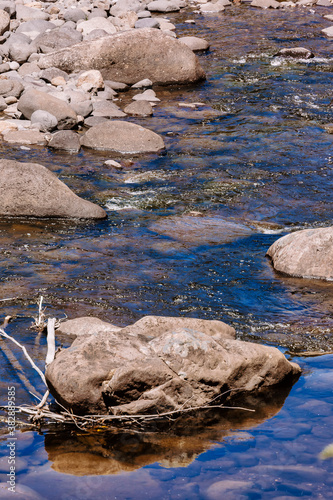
[[0, 159, 106, 218], [150, 214, 252, 246], [267, 226, 333, 280], [273, 47, 314, 59], [46, 315, 301, 415], [38, 28, 206, 85]]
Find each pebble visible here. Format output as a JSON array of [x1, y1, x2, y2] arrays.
[[105, 159, 123, 168]]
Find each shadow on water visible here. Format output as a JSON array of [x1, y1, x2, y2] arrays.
[[44, 385, 297, 476]]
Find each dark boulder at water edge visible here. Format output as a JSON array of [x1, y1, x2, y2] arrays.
[[0, 159, 107, 219], [46, 315, 301, 416]]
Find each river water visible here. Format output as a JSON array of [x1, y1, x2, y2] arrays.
[[1, 4, 333, 499]]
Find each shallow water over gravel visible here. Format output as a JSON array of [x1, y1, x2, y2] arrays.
[[1, 4, 333, 499]]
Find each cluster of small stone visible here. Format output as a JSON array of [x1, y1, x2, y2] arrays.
[[0, 0, 331, 152], [0, 0, 215, 153]]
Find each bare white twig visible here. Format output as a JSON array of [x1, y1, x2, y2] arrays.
[[31, 296, 47, 332], [45, 318, 56, 366], [36, 390, 50, 410]]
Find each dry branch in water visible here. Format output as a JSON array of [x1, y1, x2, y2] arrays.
[[0, 309, 255, 430]]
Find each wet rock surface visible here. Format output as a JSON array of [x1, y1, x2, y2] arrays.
[[46, 315, 300, 415]]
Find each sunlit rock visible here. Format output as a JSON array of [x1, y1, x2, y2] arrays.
[[80, 121, 165, 154], [46, 315, 301, 415], [267, 227, 333, 280], [38, 29, 206, 85], [0, 159, 106, 219]]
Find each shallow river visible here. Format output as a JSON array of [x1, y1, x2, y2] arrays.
[[1, 4, 333, 499]]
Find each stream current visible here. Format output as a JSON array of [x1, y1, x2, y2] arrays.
[[1, 4, 333, 499]]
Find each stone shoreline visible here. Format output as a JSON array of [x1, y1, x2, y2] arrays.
[[0, 0, 332, 154]]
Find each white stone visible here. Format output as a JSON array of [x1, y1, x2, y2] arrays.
[[105, 159, 122, 168], [132, 78, 153, 88], [322, 26, 333, 37], [132, 89, 160, 102]]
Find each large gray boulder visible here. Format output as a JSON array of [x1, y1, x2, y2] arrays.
[[46, 315, 301, 415], [38, 28, 206, 85], [80, 121, 165, 154], [267, 226, 333, 280], [17, 89, 77, 130], [0, 159, 106, 219]]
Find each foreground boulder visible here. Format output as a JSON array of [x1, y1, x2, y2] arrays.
[[80, 121, 165, 153], [267, 226, 333, 280], [0, 160, 106, 219], [38, 28, 206, 85], [46, 315, 301, 415]]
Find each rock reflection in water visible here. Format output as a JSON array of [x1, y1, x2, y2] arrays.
[[45, 385, 292, 476]]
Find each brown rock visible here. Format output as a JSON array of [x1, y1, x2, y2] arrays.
[[179, 36, 210, 52], [47, 130, 81, 152], [38, 28, 206, 85], [17, 88, 77, 130], [92, 100, 127, 118], [0, 159, 107, 218], [45, 314, 301, 415], [2, 129, 48, 145], [267, 226, 333, 280], [80, 121, 165, 154], [123, 100, 153, 116]]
